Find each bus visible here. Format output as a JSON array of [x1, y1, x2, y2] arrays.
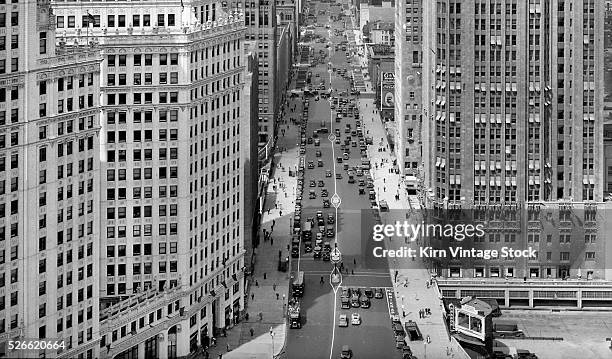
[[292, 271, 305, 297]]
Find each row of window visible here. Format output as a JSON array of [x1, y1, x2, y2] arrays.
[[107, 110, 178, 124], [107, 53, 179, 67], [106, 205, 178, 219], [107, 130, 180, 143], [107, 261, 178, 276], [107, 92, 179, 105], [106, 223, 178, 238], [108, 72, 178, 86], [56, 13, 177, 29]]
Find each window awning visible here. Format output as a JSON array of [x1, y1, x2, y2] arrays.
[[490, 178, 496, 186], [496, 37, 502, 46], [449, 113, 456, 122], [496, 162, 501, 170], [535, 177, 541, 186], [449, 176, 455, 185], [496, 178, 501, 187], [436, 111, 442, 121], [441, 158, 446, 168], [535, 113, 540, 123], [529, 160, 534, 170], [491, 37, 497, 46], [496, 114, 502, 123], [511, 178, 516, 186], [529, 83, 534, 92], [456, 176, 461, 185], [436, 80, 441, 89], [496, 83, 502, 92], [442, 81, 447, 89], [506, 83, 511, 92], [481, 83, 487, 92], [450, 82, 455, 91], [435, 157, 441, 167], [506, 114, 512, 124], [474, 114, 480, 124], [589, 177, 594, 185], [512, 83, 517, 92], [450, 66, 456, 74], [475, 177, 480, 186], [440, 98, 446, 106], [511, 162, 517, 171], [441, 65, 446, 73], [535, 160, 540, 170], [529, 114, 534, 123], [505, 161, 511, 170], [529, 179, 534, 186], [481, 161, 487, 169], [475, 84, 480, 91], [456, 67, 461, 74], [490, 114, 496, 123], [475, 162, 481, 170], [436, 65, 441, 73], [535, 83, 540, 92], [490, 162, 495, 171], [583, 178, 589, 184], [506, 179, 511, 187], [442, 112, 447, 121], [589, 114, 595, 122]]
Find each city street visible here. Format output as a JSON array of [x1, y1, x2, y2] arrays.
[[285, 1, 399, 358]]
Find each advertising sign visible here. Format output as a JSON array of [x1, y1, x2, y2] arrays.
[[380, 72, 395, 110]]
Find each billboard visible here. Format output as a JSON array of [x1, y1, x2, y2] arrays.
[[380, 72, 395, 110]]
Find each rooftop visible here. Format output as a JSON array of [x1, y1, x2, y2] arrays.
[[367, 20, 394, 32], [460, 296, 494, 317]]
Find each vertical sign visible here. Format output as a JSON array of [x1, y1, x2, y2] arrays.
[[380, 72, 395, 110]]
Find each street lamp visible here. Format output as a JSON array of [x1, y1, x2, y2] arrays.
[[269, 327, 275, 358]]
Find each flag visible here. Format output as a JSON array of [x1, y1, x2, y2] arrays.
[[87, 12, 95, 26], [180, 0, 184, 8]]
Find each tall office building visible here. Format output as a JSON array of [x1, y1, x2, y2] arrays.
[[51, 1, 251, 357], [397, 0, 605, 206], [229, 0, 277, 149], [0, 0, 103, 357]]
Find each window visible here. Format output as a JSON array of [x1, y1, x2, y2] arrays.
[[39, 32, 47, 54]]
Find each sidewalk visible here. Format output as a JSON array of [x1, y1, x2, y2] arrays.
[[358, 70, 467, 359], [206, 83, 304, 359]]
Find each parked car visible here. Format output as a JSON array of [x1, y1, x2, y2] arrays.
[[351, 313, 361, 325], [318, 180, 325, 187], [310, 180, 316, 187]]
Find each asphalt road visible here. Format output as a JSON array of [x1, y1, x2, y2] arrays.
[[285, 3, 400, 359]]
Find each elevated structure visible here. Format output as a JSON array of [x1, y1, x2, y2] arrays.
[[397, 0, 606, 206], [50, 1, 252, 357]]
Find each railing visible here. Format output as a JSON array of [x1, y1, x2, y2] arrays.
[[437, 278, 612, 287]]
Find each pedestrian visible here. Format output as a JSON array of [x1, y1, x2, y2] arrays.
[[251, 293, 255, 301], [227, 343, 230, 352], [212, 337, 217, 347], [282, 294, 286, 301], [271, 237, 274, 245], [250, 328, 254, 336], [255, 280, 259, 287], [351, 269, 354, 275], [353, 258, 356, 265], [320, 276, 324, 284], [276, 293, 280, 300], [264, 272, 267, 280], [280, 210, 283, 216], [259, 312, 263, 321], [272, 219, 276, 227], [275, 203, 278, 209], [273, 283, 277, 291], [278, 250, 282, 259], [419, 309, 423, 318]]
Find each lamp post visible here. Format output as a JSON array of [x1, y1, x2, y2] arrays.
[[269, 327, 275, 358]]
